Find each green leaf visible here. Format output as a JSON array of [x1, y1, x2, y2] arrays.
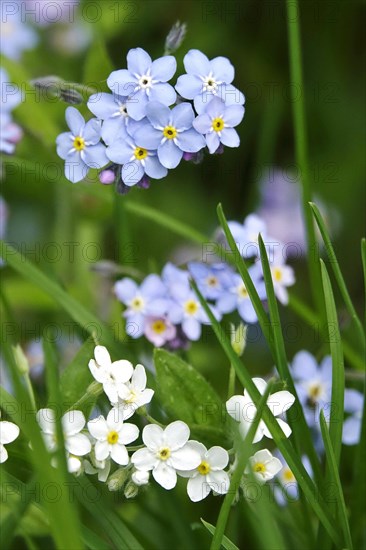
[[0, 240, 131, 359], [83, 36, 114, 92], [154, 349, 224, 431], [310, 202, 365, 353], [320, 412, 353, 549], [59, 338, 95, 413], [201, 519, 239, 550]]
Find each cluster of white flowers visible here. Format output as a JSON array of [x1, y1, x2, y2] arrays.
[[3, 346, 296, 503]]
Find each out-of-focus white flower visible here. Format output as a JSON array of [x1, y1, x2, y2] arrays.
[[36, 408, 91, 457], [0, 411, 20, 463], [246, 449, 282, 484]]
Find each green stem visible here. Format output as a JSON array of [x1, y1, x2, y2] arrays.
[[286, 0, 323, 315], [24, 374, 37, 410], [227, 364, 236, 399]]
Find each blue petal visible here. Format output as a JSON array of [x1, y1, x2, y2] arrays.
[[133, 123, 161, 149], [291, 351, 318, 381], [87, 93, 118, 119], [183, 49, 210, 75], [193, 92, 214, 115], [205, 97, 226, 117], [176, 129, 205, 153], [126, 89, 148, 121], [101, 117, 128, 145], [223, 104, 245, 126], [238, 300, 258, 324], [151, 56, 177, 81], [158, 140, 183, 169], [122, 161, 145, 186], [171, 102, 195, 130], [192, 114, 211, 134], [211, 56, 235, 83], [217, 84, 245, 106], [106, 140, 133, 164], [216, 293, 236, 314], [148, 83, 176, 106], [107, 69, 137, 97], [56, 132, 73, 159], [65, 107, 85, 136], [144, 155, 168, 179], [83, 118, 102, 144], [220, 128, 240, 148], [182, 317, 201, 341], [83, 143, 108, 169], [206, 132, 220, 154], [127, 48, 152, 75], [114, 278, 138, 302], [126, 314, 145, 338], [175, 74, 202, 100], [141, 274, 166, 296], [65, 152, 88, 183], [146, 101, 170, 128], [342, 416, 361, 445], [344, 389, 364, 413]]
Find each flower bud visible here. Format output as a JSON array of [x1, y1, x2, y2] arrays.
[[107, 467, 130, 491], [13, 344, 30, 375], [124, 481, 139, 499], [230, 323, 247, 357], [99, 169, 116, 185], [131, 470, 149, 486], [165, 21, 187, 54]]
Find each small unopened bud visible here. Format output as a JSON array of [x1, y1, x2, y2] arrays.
[[183, 151, 204, 164], [165, 21, 187, 54], [99, 169, 116, 185], [131, 470, 149, 486], [124, 481, 139, 499], [13, 344, 30, 375], [59, 85, 83, 105], [230, 323, 247, 357], [137, 175, 150, 189], [107, 467, 130, 491], [116, 179, 131, 195]]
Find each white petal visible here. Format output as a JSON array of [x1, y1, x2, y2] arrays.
[[132, 364, 147, 391], [251, 449, 273, 463], [266, 456, 283, 476], [164, 421, 190, 450], [187, 475, 209, 502], [110, 360, 134, 383], [95, 440, 110, 461], [142, 424, 164, 450], [170, 444, 201, 470], [110, 444, 129, 465], [66, 433, 91, 456], [251, 377, 268, 395], [226, 395, 246, 422], [152, 462, 177, 490], [36, 408, 55, 434], [0, 421, 19, 444], [94, 345, 111, 366], [88, 359, 106, 383], [206, 446, 229, 470], [106, 408, 124, 431], [267, 391, 295, 417], [62, 410, 86, 436], [207, 470, 230, 494], [118, 423, 139, 445], [0, 444, 8, 463], [131, 447, 157, 470], [276, 418, 292, 439], [88, 416, 108, 440]]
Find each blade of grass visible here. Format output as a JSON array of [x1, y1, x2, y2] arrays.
[[0, 240, 127, 358], [218, 204, 322, 482], [362, 238, 366, 329], [286, 0, 323, 315], [191, 279, 341, 546], [310, 202, 365, 352], [201, 519, 239, 550], [319, 412, 353, 549]]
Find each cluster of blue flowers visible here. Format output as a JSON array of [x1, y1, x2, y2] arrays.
[[0, 69, 23, 154], [113, 212, 295, 347], [56, 47, 245, 187]]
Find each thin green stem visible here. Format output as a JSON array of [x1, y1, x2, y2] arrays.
[[286, 0, 323, 315], [24, 374, 37, 410], [227, 364, 236, 399]]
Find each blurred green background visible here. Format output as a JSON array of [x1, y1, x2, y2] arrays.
[[1, 1, 365, 548]]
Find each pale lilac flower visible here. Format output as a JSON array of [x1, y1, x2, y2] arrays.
[[342, 388, 364, 445], [114, 275, 170, 337], [36, 408, 91, 456], [175, 49, 244, 114], [0, 411, 20, 463], [247, 449, 282, 484], [193, 97, 244, 153], [107, 48, 177, 120], [0, 2, 38, 60], [133, 101, 205, 169], [88, 345, 134, 404], [178, 441, 230, 502], [188, 262, 234, 300], [144, 316, 177, 347], [131, 421, 201, 490], [56, 107, 108, 183], [0, 114, 23, 154], [88, 408, 139, 465], [226, 378, 295, 442]]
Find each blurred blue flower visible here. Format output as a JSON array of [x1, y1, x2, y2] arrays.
[[193, 97, 244, 153], [0, 68, 22, 113], [87, 92, 141, 145], [273, 451, 313, 506], [133, 101, 205, 169], [0, 1, 38, 60], [188, 262, 234, 300], [216, 268, 265, 324], [106, 127, 167, 186], [56, 107, 108, 183], [162, 262, 190, 288], [107, 48, 177, 121], [0, 113, 23, 154], [114, 275, 170, 338], [342, 388, 364, 445], [175, 49, 244, 114]]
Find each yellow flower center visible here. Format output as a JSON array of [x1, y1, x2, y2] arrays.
[[163, 126, 177, 140], [206, 276, 218, 287], [184, 299, 199, 315], [134, 147, 148, 160], [125, 389, 137, 403], [198, 460, 211, 475], [158, 447, 171, 461], [73, 136, 85, 151], [152, 320, 166, 334], [107, 431, 119, 445], [272, 267, 283, 282], [283, 468, 295, 482], [238, 283, 248, 298], [212, 117, 225, 132], [130, 297, 144, 311], [254, 462, 266, 473]]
